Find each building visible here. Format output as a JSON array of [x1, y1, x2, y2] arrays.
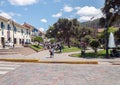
[[23, 22, 44, 40], [0, 16, 31, 47]]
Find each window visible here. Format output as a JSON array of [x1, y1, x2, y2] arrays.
[[21, 29, 24, 35], [1, 22, 4, 36], [2, 30, 4, 36], [1, 22, 5, 29], [26, 29, 29, 35], [19, 39, 21, 44], [14, 26, 17, 33], [7, 24, 11, 30], [14, 38, 17, 44]]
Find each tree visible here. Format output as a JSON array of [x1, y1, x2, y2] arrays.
[[49, 38, 56, 44], [45, 26, 55, 38], [33, 36, 43, 45], [114, 28, 120, 44], [90, 39, 100, 56], [100, 0, 120, 27], [84, 35, 92, 45], [53, 18, 80, 48]]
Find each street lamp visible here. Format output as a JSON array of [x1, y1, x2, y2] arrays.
[[104, 14, 109, 58], [104, 6, 118, 58], [8, 19, 15, 48]]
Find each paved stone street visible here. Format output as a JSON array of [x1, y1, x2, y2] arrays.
[[0, 48, 120, 85], [0, 63, 120, 85]]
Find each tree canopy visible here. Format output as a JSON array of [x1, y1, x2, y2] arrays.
[[33, 36, 43, 43], [46, 18, 81, 48], [100, 0, 120, 27]]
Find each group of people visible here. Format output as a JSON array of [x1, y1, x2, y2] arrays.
[[48, 44, 62, 58]]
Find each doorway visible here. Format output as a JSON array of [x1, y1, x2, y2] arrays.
[[1, 37, 5, 48]]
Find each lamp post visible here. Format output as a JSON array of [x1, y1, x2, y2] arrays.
[[104, 6, 119, 58], [104, 16, 109, 58], [103, 0, 120, 58], [8, 20, 15, 48]]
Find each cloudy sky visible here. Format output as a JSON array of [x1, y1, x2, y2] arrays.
[[0, 0, 104, 32]]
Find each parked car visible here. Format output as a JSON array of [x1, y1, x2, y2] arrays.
[[5, 41, 10, 46], [5, 41, 13, 47], [23, 42, 30, 47]]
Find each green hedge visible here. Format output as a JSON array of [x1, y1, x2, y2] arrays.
[[30, 45, 43, 52], [70, 50, 108, 58]]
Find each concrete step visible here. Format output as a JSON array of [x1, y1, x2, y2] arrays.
[[0, 49, 15, 52], [0, 52, 18, 55], [0, 47, 36, 55]]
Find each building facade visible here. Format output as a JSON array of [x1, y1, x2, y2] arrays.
[[23, 22, 44, 40], [0, 16, 31, 47]]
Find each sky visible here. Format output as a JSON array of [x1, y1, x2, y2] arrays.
[[0, 0, 105, 32]]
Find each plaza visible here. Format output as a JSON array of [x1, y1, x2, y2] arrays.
[[0, 48, 119, 85], [0, 0, 120, 85]]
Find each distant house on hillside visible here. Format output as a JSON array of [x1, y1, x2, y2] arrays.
[[97, 28, 104, 33]]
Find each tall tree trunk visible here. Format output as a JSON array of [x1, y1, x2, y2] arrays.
[[67, 37, 71, 48], [94, 48, 98, 57]]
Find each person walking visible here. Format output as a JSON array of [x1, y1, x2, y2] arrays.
[[59, 45, 62, 53], [49, 46, 54, 58]]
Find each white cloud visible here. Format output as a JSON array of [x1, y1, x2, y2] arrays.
[[76, 6, 103, 22], [0, 11, 21, 20], [40, 18, 47, 23], [8, 0, 39, 6], [78, 16, 91, 22], [75, 7, 81, 10], [76, 6, 100, 16], [63, 5, 73, 12], [52, 12, 62, 18], [39, 27, 44, 32], [0, 12, 12, 19]]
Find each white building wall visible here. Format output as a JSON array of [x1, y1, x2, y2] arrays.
[[0, 16, 32, 47]]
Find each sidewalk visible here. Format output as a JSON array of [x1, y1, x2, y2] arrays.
[[0, 49, 120, 64]]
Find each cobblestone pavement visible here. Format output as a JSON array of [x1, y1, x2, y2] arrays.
[[0, 61, 23, 77], [0, 63, 120, 85]]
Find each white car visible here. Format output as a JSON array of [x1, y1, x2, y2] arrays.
[[9, 42, 14, 47], [5, 41, 10, 46], [5, 41, 13, 47]]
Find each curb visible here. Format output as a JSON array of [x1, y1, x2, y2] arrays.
[[38, 60, 98, 64], [0, 58, 98, 64], [0, 58, 39, 62], [110, 62, 120, 65]]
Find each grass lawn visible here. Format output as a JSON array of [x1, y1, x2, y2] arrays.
[[62, 46, 81, 53], [30, 45, 43, 52], [70, 50, 108, 58]]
